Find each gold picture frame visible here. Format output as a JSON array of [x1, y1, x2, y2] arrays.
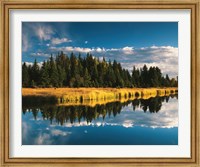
[[0, 0, 199, 166]]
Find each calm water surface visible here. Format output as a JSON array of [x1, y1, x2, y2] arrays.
[[22, 95, 178, 145]]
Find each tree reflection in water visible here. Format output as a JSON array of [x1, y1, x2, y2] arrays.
[[22, 94, 178, 126]]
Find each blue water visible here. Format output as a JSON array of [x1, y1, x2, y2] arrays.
[[22, 96, 178, 145]]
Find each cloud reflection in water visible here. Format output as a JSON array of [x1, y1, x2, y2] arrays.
[[22, 96, 178, 145]]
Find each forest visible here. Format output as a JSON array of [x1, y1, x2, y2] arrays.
[[22, 52, 178, 88]]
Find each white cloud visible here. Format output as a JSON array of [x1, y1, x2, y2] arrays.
[[22, 34, 30, 52], [95, 45, 177, 77], [96, 47, 106, 53], [120, 98, 178, 128], [48, 97, 178, 129], [23, 62, 33, 66], [22, 122, 30, 142], [40, 45, 178, 77], [122, 120, 134, 128], [22, 23, 53, 51], [108, 48, 120, 51], [50, 46, 92, 53], [35, 133, 52, 145], [23, 61, 43, 68], [30, 52, 50, 57], [96, 122, 102, 127], [122, 46, 134, 55], [51, 129, 72, 136], [132, 46, 178, 77], [51, 37, 72, 45], [34, 25, 54, 41]]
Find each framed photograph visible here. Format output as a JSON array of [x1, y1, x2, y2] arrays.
[[0, 0, 199, 166]]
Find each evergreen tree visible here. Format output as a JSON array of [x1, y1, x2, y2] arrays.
[[83, 68, 91, 87], [64, 55, 70, 86], [70, 53, 78, 78], [105, 66, 116, 87], [132, 66, 140, 87], [140, 64, 149, 87], [40, 61, 50, 87], [165, 74, 170, 87], [22, 62, 30, 87], [57, 64, 66, 87], [30, 59, 40, 87], [22, 52, 178, 88], [49, 55, 59, 87]]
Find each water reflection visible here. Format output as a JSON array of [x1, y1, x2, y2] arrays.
[[22, 95, 178, 145], [22, 95, 178, 126]]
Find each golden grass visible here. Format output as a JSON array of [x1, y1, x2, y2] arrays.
[[22, 87, 178, 107]]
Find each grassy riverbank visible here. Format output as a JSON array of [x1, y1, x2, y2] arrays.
[[22, 87, 178, 106]]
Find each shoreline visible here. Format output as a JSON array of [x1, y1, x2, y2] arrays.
[[22, 87, 178, 106]]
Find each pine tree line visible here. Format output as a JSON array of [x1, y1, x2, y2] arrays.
[[22, 52, 178, 88]]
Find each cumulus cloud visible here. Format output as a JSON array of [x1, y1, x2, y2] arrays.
[[96, 47, 105, 53], [119, 98, 178, 129], [23, 61, 43, 68], [30, 52, 50, 57], [72, 121, 91, 127], [50, 46, 92, 53], [22, 62, 33, 66], [51, 37, 72, 45], [47, 45, 178, 77], [47, 98, 178, 129], [132, 46, 178, 77], [26, 43, 178, 78], [122, 46, 134, 55], [122, 120, 134, 128], [51, 129, 72, 136], [105, 46, 177, 77]]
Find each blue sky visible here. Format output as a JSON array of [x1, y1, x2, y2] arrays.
[[22, 22, 178, 77]]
